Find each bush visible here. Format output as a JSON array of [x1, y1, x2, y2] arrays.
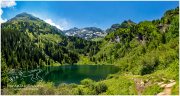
[[95, 82, 108, 94], [56, 83, 75, 95], [17, 81, 55, 95], [36, 81, 55, 95], [140, 54, 160, 75], [106, 74, 115, 79], [79, 79, 108, 95], [80, 78, 95, 86], [17, 86, 39, 95], [73, 87, 84, 95]]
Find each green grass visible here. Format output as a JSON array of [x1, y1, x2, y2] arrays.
[[91, 37, 104, 41], [2, 7, 179, 95], [103, 75, 137, 95], [77, 55, 95, 65], [171, 81, 179, 95], [142, 84, 163, 95]]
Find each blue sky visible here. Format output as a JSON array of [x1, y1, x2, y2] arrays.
[[1, 1, 178, 30]]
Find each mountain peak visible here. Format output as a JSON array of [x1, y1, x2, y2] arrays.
[[16, 12, 31, 17], [122, 19, 136, 25], [106, 20, 136, 33], [63, 27, 105, 40], [84, 27, 103, 32], [72, 27, 79, 30], [8, 12, 41, 22], [120, 20, 136, 28], [4, 12, 63, 35]]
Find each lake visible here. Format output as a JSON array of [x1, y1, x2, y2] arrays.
[[9, 65, 119, 86]]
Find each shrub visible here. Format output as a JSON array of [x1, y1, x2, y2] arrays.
[[17, 86, 39, 95], [95, 82, 108, 94], [17, 81, 55, 95], [80, 78, 95, 87], [56, 83, 75, 95], [140, 55, 160, 75], [106, 74, 115, 79], [73, 87, 84, 95], [36, 81, 55, 95]]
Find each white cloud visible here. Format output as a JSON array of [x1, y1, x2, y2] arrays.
[[0, 0, 71, 30], [45, 18, 71, 30], [1, 0, 16, 8], [0, 9, 7, 23], [59, 19, 70, 30], [0, 0, 16, 23], [45, 19, 63, 30]]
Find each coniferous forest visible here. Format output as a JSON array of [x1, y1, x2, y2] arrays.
[[1, 5, 179, 95]]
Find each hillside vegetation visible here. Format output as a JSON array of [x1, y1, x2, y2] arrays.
[[1, 7, 179, 95]]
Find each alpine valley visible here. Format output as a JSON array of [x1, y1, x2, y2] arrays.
[[1, 7, 179, 95]]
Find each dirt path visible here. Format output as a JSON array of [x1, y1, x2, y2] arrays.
[[157, 81, 176, 95], [133, 78, 176, 95], [134, 79, 144, 95], [133, 78, 151, 95]]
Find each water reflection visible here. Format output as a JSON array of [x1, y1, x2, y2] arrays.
[[9, 65, 119, 86]]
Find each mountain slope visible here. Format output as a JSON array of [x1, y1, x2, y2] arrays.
[[87, 7, 178, 95], [1, 12, 102, 89], [4, 12, 63, 35], [1, 12, 99, 70], [1, 7, 179, 95], [92, 7, 179, 75], [1, 13, 77, 69]]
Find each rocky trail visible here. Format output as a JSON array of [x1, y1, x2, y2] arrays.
[[157, 80, 176, 95], [133, 77, 176, 95]]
